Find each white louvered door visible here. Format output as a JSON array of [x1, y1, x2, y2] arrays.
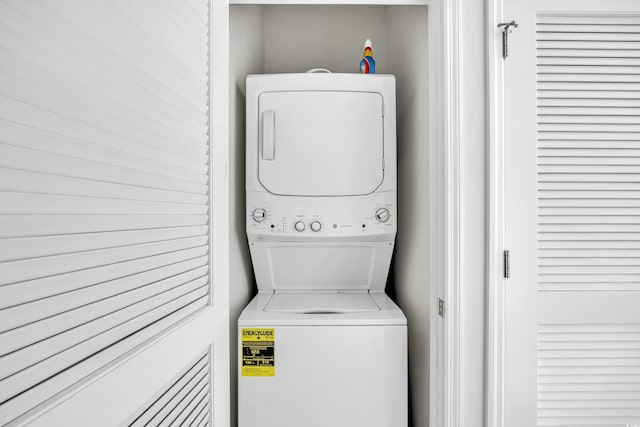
[[0, 0, 229, 426], [504, 0, 640, 426]]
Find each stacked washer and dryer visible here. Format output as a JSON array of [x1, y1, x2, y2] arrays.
[[238, 73, 407, 427]]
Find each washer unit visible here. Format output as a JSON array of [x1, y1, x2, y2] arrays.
[[238, 73, 407, 427]]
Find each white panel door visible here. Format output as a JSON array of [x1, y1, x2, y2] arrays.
[[0, 0, 229, 425], [257, 91, 384, 196], [504, 1, 640, 426]]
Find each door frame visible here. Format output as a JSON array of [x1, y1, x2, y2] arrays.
[[210, 0, 231, 426], [486, 0, 508, 425], [427, 0, 462, 426]]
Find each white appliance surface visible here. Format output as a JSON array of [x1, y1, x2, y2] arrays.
[[258, 90, 384, 196], [264, 291, 380, 313], [240, 73, 406, 427], [246, 73, 397, 293], [238, 291, 407, 427], [248, 241, 394, 291], [238, 323, 407, 427], [246, 73, 397, 196], [238, 291, 406, 326], [246, 191, 396, 240]]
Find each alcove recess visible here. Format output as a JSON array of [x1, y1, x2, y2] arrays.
[[229, 3, 430, 425]]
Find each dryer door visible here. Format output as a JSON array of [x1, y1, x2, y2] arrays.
[[257, 91, 384, 196]]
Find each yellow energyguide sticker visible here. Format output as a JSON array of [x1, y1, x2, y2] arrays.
[[241, 328, 275, 376]]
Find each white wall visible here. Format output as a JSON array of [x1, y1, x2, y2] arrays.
[[263, 5, 389, 74], [387, 7, 430, 427], [229, 7, 264, 426]]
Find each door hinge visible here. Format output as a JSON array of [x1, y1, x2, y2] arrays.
[[503, 250, 510, 278], [497, 21, 518, 59], [438, 298, 446, 318]]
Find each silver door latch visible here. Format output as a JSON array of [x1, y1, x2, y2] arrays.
[[498, 21, 518, 59], [503, 250, 510, 278]]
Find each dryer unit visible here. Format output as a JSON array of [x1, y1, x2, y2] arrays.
[[239, 73, 407, 427]]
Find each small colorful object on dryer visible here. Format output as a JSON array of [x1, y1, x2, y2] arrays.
[[360, 38, 376, 74]]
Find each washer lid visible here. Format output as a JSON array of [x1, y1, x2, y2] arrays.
[[264, 291, 380, 314], [257, 91, 384, 196]]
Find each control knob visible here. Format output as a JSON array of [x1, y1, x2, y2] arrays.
[[251, 208, 267, 222], [310, 221, 322, 232], [294, 221, 306, 232], [375, 208, 391, 223]]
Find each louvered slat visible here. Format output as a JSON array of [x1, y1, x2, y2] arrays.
[[0, 263, 209, 335], [0, 247, 208, 308], [160, 385, 209, 426], [0, 214, 208, 239], [0, 277, 209, 365], [538, 74, 640, 83], [0, 236, 208, 286], [0, 109, 208, 168], [0, 226, 208, 262], [0, 168, 208, 205], [3, 13, 207, 123], [0, 0, 210, 415], [183, 394, 211, 426], [0, 144, 207, 195], [129, 351, 211, 427], [537, 15, 640, 293], [536, 14, 640, 427], [0, 285, 209, 403], [538, 325, 640, 426]]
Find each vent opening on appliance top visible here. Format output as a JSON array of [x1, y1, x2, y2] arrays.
[[264, 291, 381, 314], [296, 310, 347, 315]]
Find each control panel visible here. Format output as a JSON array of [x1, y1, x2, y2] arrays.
[[247, 191, 396, 239]]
